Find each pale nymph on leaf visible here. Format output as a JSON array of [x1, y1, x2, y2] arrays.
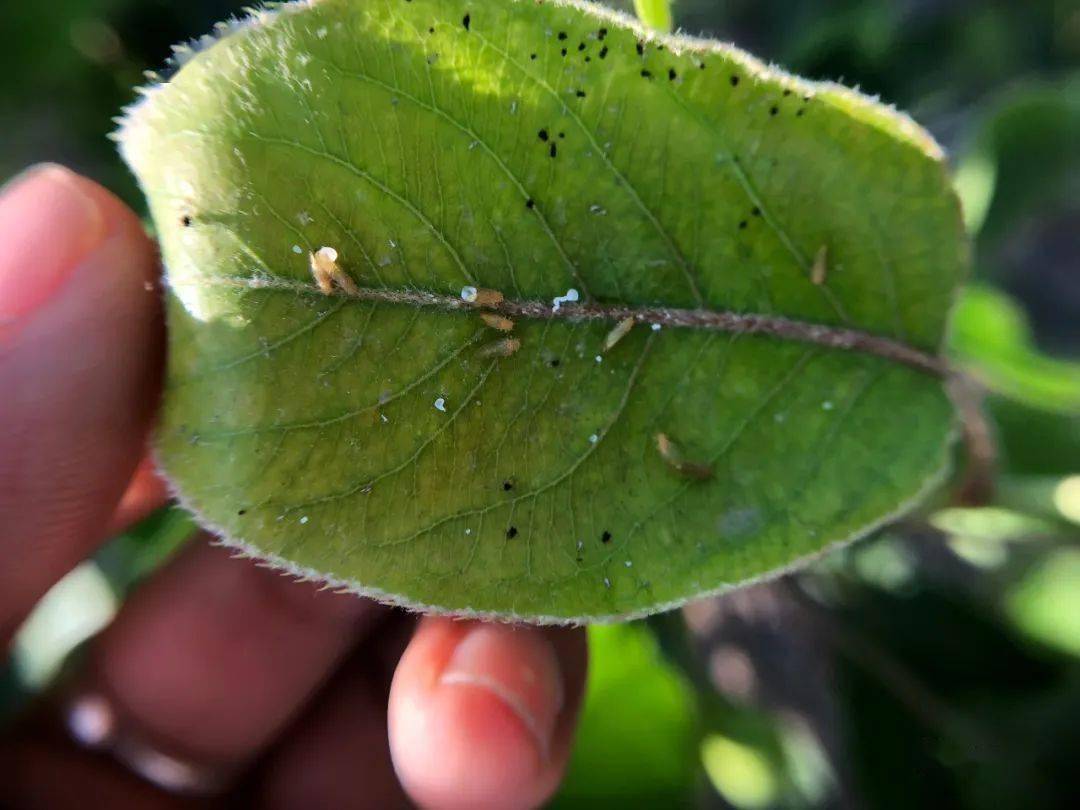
[[117, 0, 967, 623]]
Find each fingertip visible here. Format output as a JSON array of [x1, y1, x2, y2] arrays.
[[105, 455, 171, 537], [0, 164, 163, 636], [388, 619, 587, 810]]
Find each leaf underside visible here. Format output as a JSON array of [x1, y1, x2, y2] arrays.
[[119, 0, 966, 622]]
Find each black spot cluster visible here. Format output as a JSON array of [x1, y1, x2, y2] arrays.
[[506, 525, 519, 539]]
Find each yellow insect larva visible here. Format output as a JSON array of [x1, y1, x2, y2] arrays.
[[309, 246, 359, 295], [810, 244, 828, 286], [461, 285, 504, 307], [655, 433, 714, 480], [602, 316, 635, 353], [474, 288, 505, 307], [480, 312, 515, 332], [479, 337, 521, 358]]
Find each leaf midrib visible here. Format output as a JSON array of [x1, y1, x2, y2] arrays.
[[171, 273, 949, 377]]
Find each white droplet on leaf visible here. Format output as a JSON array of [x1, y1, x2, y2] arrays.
[[299, 515, 309, 524], [292, 245, 303, 254], [461, 286, 478, 303], [552, 288, 579, 312], [434, 397, 447, 412]]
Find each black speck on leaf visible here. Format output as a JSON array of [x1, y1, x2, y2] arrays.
[[549, 143, 557, 158], [576, 89, 586, 98], [640, 69, 653, 78], [783, 89, 792, 96], [730, 75, 740, 87], [601, 530, 612, 544], [752, 206, 762, 216], [237, 508, 247, 515], [557, 31, 567, 40], [548, 357, 561, 367], [738, 220, 748, 230], [530, 52, 537, 60], [525, 198, 535, 209], [506, 526, 519, 539], [578, 42, 586, 51], [462, 13, 470, 31], [770, 105, 779, 116], [181, 215, 192, 227], [598, 27, 607, 40], [635, 41, 644, 55], [599, 45, 608, 58], [558, 131, 565, 138], [668, 67, 677, 80], [796, 109, 805, 117], [560, 47, 567, 56], [585, 55, 591, 62], [538, 128, 549, 141], [502, 479, 514, 491], [428, 26, 434, 34]]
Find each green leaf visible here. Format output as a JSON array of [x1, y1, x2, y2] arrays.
[[948, 284, 1080, 478], [1007, 547, 1080, 657], [949, 284, 1080, 414], [633, 0, 674, 33], [553, 624, 699, 807], [117, 0, 965, 622]]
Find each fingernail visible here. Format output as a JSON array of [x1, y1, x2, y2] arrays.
[[0, 164, 107, 324], [439, 624, 564, 761]]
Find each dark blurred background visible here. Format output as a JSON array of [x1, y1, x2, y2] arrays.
[[2, 1, 1078, 807]]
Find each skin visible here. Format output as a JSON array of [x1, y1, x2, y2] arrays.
[[0, 164, 588, 810]]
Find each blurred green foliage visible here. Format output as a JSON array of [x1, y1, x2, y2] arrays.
[[2, 0, 1078, 807]]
